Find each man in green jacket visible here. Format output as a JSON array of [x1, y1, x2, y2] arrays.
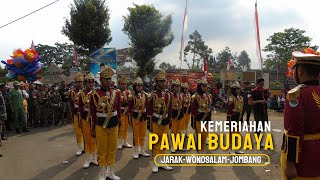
[[10, 81, 29, 133]]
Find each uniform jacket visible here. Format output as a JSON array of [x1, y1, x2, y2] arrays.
[[282, 80, 320, 177], [89, 87, 121, 128]]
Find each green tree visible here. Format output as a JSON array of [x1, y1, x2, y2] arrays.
[[0, 66, 7, 83], [263, 28, 312, 70], [216, 47, 237, 70], [207, 55, 217, 70], [35, 43, 89, 72], [34, 44, 58, 64], [184, 30, 212, 69], [123, 4, 174, 78], [237, 50, 251, 70], [62, 0, 111, 53], [159, 62, 177, 70]]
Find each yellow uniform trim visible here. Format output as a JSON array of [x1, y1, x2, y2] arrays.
[[304, 133, 320, 140]]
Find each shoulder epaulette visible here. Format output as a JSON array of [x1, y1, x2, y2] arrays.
[[191, 93, 198, 103], [128, 90, 133, 99], [191, 94, 196, 99], [229, 95, 234, 102], [88, 90, 95, 96], [77, 90, 83, 95], [287, 84, 306, 102]]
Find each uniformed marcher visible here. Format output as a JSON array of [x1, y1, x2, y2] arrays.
[[89, 66, 121, 180], [78, 73, 98, 168], [181, 82, 191, 136], [36, 83, 48, 127], [281, 48, 320, 180], [1, 84, 12, 134], [170, 79, 183, 153], [227, 81, 244, 154], [117, 75, 132, 149], [68, 73, 84, 156], [48, 85, 61, 126], [27, 84, 37, 127], [0, 84, 7, 140], [191, 78, 212, 152], [128, 77, 150, 159], [147, 69, 173, 173]]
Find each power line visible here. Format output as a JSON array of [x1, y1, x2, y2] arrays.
[[0, 0, 61, 29]]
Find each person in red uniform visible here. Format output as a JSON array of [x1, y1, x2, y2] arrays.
[[181, 82, 191, 136], [89, 66, 121, 180], [78, 73, 98, 168], [117, 75, 132, 149], [226, 81, 244, 154], [191, 77, 212, 152], [128, 77, 150, 159], [68, 73, 84, 156], [281, 48, 320, 180], [169, 79, 183, 153], [147, 69, 173, 173]]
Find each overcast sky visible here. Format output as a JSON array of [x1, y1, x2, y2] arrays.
[[1, 0, 319, 69]]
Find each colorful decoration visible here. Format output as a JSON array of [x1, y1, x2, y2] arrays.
[[286, 59, 295, 78], [287, 47, 320, 78], [2, 48, 46, 82], [302, 47, 320, 55]]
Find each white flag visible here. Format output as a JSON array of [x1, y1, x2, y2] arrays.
[[179, 0, 188, 69], [227, 59, 233, 70], [243, 65, 247, 72]]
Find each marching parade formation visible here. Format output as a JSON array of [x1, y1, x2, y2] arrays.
[[2, 0, 320, 179], [0, 49, 319, 180]]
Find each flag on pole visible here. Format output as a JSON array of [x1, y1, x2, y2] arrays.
[[31, 40, 35, 50], [227, 59, 233, 70], [74, 46, 79, 66], [254, 0, 263, 70], [203, 54, 208, 74], [179, 0, 188, 69]]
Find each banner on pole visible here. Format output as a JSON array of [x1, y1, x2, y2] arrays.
[[89, 48, 117, 83]]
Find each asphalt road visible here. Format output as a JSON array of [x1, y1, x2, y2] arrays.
[[0, 111, 284, 180]]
